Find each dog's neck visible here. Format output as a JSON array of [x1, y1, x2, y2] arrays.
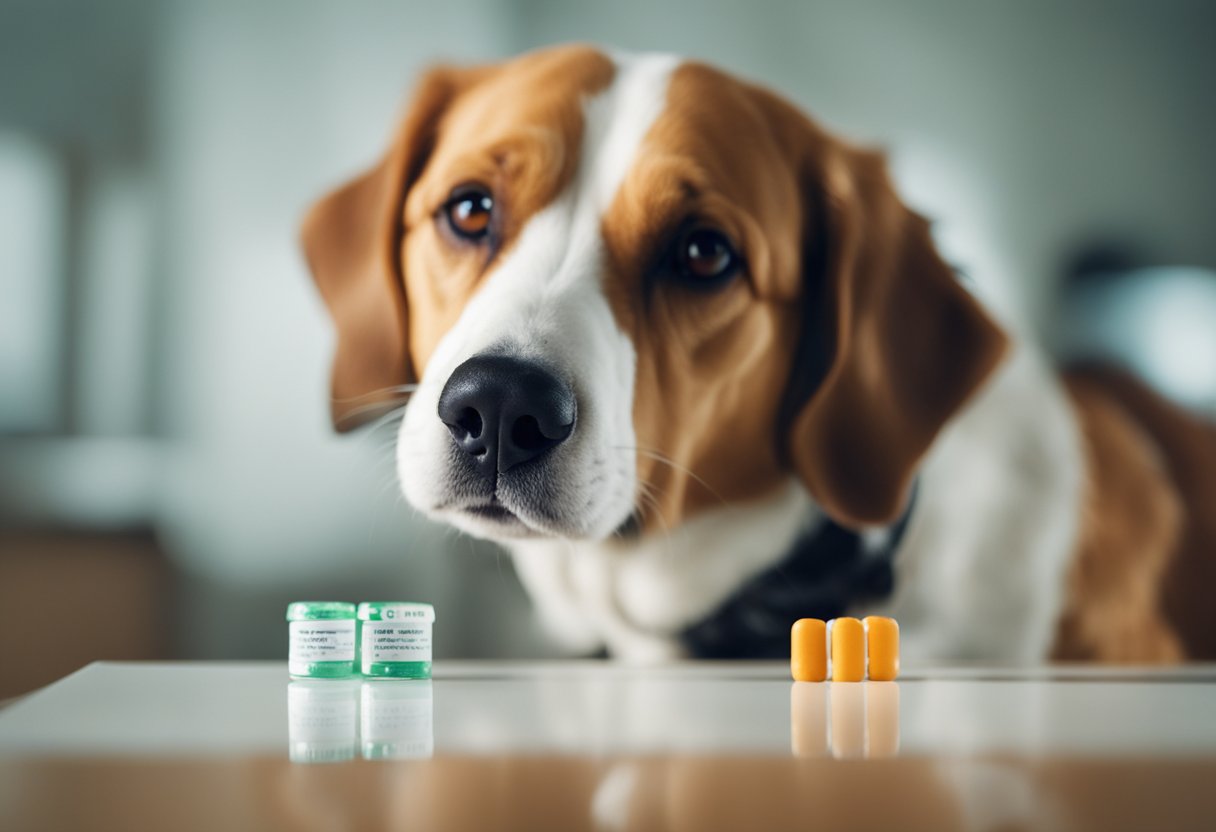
[[507, 479, 913, 660], [680, 487, 915, 658]]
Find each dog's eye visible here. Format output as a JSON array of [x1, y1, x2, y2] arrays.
[[443, 186, 494, 241], [676, 228, 740, 285]]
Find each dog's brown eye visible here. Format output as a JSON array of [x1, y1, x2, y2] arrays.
[[444, 186, 494, 240], [678, 228, 739, 283]]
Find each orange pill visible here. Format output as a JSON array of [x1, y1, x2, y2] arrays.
[[790, 618, 827, 682], [864, 616, 900, 681], [830, 617, 865, 682]]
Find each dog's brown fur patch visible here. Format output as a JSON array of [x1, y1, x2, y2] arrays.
[[402, 46, 615, 370], [599, 63, 809, 529], [1053, 373, 1185, 661], [1054, 366, 1216, 661]]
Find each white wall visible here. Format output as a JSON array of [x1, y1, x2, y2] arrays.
[[0, 134, 65, 432]]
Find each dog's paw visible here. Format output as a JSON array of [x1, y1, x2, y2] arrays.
[[608, 633, 688, 664]]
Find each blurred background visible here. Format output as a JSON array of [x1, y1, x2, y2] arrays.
[[2, 0, 1214, 697]]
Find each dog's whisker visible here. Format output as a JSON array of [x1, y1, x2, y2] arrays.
[[635, 478, 663, 516], [330, 384, 420, 405], [611, 444, 730, 510], [633, 473, 680, 563], [375, 470, 401, 498], [349, 404, 410, 455], [334, 395, 414, 431], [632, 477, 675, 555]]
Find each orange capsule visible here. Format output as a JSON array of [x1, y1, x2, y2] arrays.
[[830, 617, 865, 682], [864, 616, 900, 681], [790, 618, 827, 682]]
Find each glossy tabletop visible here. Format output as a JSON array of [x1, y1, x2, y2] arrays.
[[2, 661, 1215, 830]]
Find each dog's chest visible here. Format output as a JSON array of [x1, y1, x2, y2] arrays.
[[508, 480, 815, 658]]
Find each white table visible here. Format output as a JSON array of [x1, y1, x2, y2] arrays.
[[2, 662, 1215, 830]]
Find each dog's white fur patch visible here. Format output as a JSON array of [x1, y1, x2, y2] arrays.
[[866, 344, 1084, 663]]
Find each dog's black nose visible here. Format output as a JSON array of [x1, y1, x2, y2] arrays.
[[437, 355, 576, 476]]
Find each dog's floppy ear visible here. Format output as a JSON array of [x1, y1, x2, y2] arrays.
[[783, 143, 1009, 526], [300, 66, 478, 430]]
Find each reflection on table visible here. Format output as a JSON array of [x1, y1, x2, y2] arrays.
[[287, 680, 433, 763], [790, 681, 899, 759]]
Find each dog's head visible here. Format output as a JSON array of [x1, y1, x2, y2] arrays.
[[302, 45, 1007, 541]]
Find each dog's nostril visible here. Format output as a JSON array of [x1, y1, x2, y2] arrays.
[[510, 415, 546, 452], [455, 407, 483, 440]]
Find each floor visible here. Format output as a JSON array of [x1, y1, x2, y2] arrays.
[[1, 661, 1215, 830]]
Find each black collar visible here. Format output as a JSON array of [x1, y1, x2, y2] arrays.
[[680, 488, 916, 659]]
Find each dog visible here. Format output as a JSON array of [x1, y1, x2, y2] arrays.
[[301, 44, 1215, 663]]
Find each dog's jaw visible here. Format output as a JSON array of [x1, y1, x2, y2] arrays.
[[396, 53, 678, 542]]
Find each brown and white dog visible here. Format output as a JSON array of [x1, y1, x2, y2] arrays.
[[302, 45, 1215, 663]]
